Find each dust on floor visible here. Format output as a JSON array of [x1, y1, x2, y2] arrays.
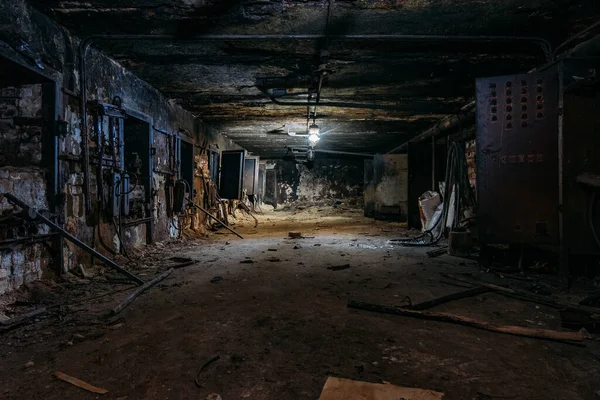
[[0, 207, 599, 400]]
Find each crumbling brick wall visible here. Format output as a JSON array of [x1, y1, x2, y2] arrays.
[[0, 85, 51, 294]]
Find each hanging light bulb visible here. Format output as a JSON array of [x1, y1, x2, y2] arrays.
[[308, 123, 320, 145]]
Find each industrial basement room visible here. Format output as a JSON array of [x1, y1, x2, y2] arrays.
[[1, 1, 600, 399]]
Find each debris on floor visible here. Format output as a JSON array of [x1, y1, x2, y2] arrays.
[[53, 371, 108, 394], [195, 355, 220, 389], [327, 264, 351, 271], [111, 269, 174, 316], [318, 377, 444, 400]]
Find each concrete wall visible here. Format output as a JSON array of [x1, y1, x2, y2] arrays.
[[271, 158, 365, 207], [0, 0, 241, 294], [365, 154, 408, 221]]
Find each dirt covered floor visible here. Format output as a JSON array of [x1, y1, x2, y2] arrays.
[[0, 207, 599, 400]]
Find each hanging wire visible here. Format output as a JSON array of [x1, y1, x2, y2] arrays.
[[389, 140, 475, 247]]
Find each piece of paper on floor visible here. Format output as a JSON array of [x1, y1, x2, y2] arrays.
[[318, 377, 444, 400]]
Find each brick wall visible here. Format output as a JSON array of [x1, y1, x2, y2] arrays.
[[0, 85, 51, 294]]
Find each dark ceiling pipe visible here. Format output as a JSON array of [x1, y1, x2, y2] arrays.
[[553, 20, 600, 59], [269, 96, 415, 110], [315, 149, 374, 158], [290, 147, 373, 158], [386, 101, 475, 154], [387, 29, 584, 154], [85, 34, 552, 62]]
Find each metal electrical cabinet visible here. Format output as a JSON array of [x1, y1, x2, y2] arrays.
[[476, 69, 559, 245]]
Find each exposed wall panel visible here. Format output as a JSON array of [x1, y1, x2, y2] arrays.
[[372, 154, 408, 221], [273, 158, 365, 207]]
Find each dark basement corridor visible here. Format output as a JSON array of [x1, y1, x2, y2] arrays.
[[2, 0, 600, 399]]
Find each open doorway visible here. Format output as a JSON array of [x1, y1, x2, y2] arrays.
[[123, 114, 153, 245], [180, 139, 194, 199]]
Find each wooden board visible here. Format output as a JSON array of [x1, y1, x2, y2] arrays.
[[54, 371, 108, 394], [318, 377, 444, 400]]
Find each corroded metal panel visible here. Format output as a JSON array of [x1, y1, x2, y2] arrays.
[[476, 69, 559, 244]]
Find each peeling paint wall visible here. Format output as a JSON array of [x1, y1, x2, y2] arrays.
[[272, 158, 364, 207], [0, 0, 242, 293]]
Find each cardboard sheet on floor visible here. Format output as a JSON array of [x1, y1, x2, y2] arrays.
[[318, 377, 443, 400]]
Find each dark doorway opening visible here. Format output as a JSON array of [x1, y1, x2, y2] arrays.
[[180, 139, 194, 197], [123, 115, 153, 245], [264, 167, 277, 207], [219, 150, 245, 200]]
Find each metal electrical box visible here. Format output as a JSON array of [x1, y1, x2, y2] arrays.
[[476, 69, 559, 245]]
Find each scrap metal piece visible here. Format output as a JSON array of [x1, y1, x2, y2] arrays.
[[2, 193, 144, 285]]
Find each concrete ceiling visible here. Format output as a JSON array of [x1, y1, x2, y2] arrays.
[[29, 0, 600, 158]]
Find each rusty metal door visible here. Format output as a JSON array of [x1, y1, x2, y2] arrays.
[[476, 69, 559, 245]]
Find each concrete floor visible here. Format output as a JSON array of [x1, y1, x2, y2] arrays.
[[0, 208, 599, 399]]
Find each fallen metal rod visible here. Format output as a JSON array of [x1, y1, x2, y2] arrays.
[[0, 308, 46, 328], [110, 268, 173, 315], [440, 273, 600, 314], [348, 300, 586, 343], [187, 199, 244, 239], [2, 193, 144, 285], [405, 286, 489, 310]]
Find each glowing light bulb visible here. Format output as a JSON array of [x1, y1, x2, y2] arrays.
[[308, 133, 320, 145]]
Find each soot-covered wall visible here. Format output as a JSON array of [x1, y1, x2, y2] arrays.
[[273, 158, 364, 207], [0, 0, 240, 294]]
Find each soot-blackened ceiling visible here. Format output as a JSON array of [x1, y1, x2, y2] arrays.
[[30, 0, 600, 158]]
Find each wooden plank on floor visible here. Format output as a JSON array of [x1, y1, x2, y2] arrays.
[[318, 377, 444, 400]]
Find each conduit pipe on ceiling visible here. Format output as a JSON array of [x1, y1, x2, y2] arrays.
[[269, 96, 405, 110], [83, 34, 552, 62], [386, 20, 600, 154]]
